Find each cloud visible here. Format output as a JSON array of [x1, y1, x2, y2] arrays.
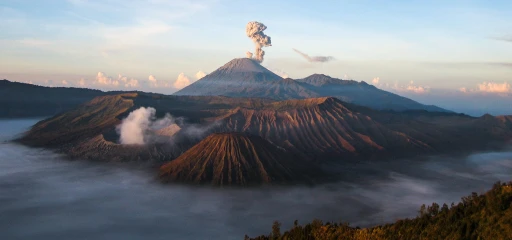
[[94, 72, 139, 88], [195, 71, 207, 80], [147, 74, 172, 88], [62, 80, 68, 85], [78, 78, 87, 87], [477, 82, 511, 93], [375, 79, 430, 94], [493, 36, 512, 43], [405, 85, 429, 94], [269, 68, 289, 79], [173, 73, 193, 89], [292, 48, 335, 63], [460, 82, 511, 95]]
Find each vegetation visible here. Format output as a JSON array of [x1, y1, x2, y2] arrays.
[[248, 181, 512, 240]]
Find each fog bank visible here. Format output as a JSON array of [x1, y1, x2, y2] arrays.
[[1, 119, 511, 239]]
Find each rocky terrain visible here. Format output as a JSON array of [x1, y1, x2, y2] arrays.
[[18, 91, 512, 185], [159, 132, 320, 186]]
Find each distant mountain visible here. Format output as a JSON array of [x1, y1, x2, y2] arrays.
[[295, 74, 448, 112], [0, 79, 107, 118], [159, 132, 320, 186], [174, 59, 448, 112], [174, 58, 316, 100]]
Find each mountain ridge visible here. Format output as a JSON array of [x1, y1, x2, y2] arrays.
[[174, 58, 449, 112]]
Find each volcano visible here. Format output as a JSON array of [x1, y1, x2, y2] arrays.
[[174, 58, 317, 100], [174, 58, 448, 112], [159, 132, 320, 186]]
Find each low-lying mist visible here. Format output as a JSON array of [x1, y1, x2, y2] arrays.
[[1, 119, 511, 240]]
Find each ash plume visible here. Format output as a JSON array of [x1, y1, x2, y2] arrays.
[[292, 48, 334, 63], [246, 21, 272, 63]]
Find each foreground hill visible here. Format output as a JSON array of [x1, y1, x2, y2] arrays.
[[174, 58, 448, 112], [0, 79, 107, 118], [159, 133, 320, 186], [248, 181, 512, 240]]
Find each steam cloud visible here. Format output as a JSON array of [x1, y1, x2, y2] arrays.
[[246, 21, 272, 63], [117, 107, 218, 145], [292, 48, 334, 63], [117, 107, 156, 145]]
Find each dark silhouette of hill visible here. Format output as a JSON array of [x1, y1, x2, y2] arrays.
[[174, 58, 448, 112], [248, 181, 512, 240], [159, 132, 320, 186], [0, 79, 108, 118]]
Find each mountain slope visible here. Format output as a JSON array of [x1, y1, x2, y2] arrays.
[[213, 97, 433, 159], [159, 132, 320, 186], [174, 58, 317, 100], [0, 79, 108, 118], [249, 181, 512, 240], [296, 74, 448, 112]]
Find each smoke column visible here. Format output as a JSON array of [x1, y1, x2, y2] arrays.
[[246, 21, 272, 63], [292, 48, 335, 63]]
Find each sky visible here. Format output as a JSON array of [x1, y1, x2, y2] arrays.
[[1, 0, 511, 116]]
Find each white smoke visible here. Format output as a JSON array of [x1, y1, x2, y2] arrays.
[[117, 107, 156, 145], [292, 48, 334, 63], [117, 107, 217, 145], [246, 21, 272, 63]]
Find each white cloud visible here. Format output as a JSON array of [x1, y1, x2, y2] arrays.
[[374, 79, 430, 94], [459, 81, 511, 95], [270, 68, 288, 79], [405, 85, 429, 94], [62, 80, 68, 85], [477, 82, 511, 93], [173, 73, 193, 89], [195, 71, 207, 80], [149, 74, 157, 82], [372, 77, 380, 85], [94, 72, 139, 88], [77, 78, 87, 87]]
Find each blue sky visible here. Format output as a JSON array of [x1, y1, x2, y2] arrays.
[[1, 0, 511, 115]]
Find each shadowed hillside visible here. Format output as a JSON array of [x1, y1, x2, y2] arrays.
[[159, 132, 321, 186], [248, 181, 512, 240], [0, 79, 108, 118]]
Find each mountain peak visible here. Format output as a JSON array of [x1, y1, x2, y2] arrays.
[[217, 58, 271, 74]]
